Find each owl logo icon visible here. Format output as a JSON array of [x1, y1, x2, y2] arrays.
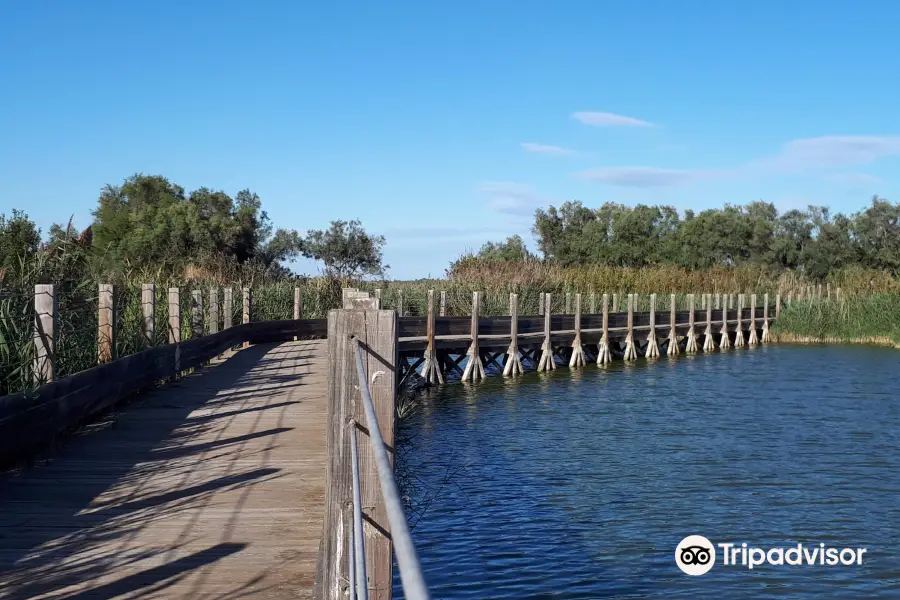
[[675, 535, 716, 575]]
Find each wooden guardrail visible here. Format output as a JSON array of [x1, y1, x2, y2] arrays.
[[0, 314, 326, 466]]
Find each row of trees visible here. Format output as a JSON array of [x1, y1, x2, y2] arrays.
[[469, 196, 900, 280], [0, 174, 387, 285]]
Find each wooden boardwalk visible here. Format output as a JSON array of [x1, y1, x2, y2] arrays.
[[0, 340, 327, 600]]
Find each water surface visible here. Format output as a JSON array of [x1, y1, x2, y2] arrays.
[[395, 345, 900, 598]]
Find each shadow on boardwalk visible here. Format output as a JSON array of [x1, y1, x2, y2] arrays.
[[0, 340, 327, 599]]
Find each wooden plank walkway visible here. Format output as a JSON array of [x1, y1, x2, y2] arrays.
[[0, 339, 327, 600]]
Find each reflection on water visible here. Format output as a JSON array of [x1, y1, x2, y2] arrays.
[[395, 345, 900, 599]]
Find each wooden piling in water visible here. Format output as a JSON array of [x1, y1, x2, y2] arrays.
[[685, 293, 698, 353], [503, 293, 524, 376], [645, 293, 660, 358], [141, 283, 155, 348], [33, 284, 56, 384], [538, 293, 557, 371], [719, 291, 731, 349], [597, 293, 611, 365], [734, 294, 745, 347], [461, 292, 485, 381], [623, 294, 637, 360], [570, 293, 587, 366], [98, 283, 116, 364], [667, 293, 679, 357], [703, 293, 716, 352], [421, 289, 442, 384], [748, 293, 758, 345], [762, 293, 771, 342]]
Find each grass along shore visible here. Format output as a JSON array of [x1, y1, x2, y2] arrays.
[[771, 293, 900, 349]]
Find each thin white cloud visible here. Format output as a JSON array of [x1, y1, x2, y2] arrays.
[[572, 111, 652, 127], [824, 172, 885, 186], [477, 181, 554, 216], [581, 135, 900, 188], [520, 142, 579, 156], [578, 167, 699, 188]]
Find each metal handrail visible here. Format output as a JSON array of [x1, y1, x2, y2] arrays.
[[348, 337, 431, 600]]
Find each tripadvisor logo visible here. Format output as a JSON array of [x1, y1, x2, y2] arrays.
[[675, 536, 868, 575]]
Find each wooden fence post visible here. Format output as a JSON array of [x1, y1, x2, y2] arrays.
[[538, 292, 545, 316], [33, 284, 56, 384], [439, 291, 447, 317], [191, 289, 204, 339], [168, 288, 181, 344], [98, 283, 116, 364], [612, 293, 619, 313], [294, 287, 302, 320], [565, 292, 572, 314], [208, 288, 219, 335], [589, 291, 597, 314], [397, 289, 405, 317], [320, 308, 397, 600], [715, 293, 721, 310], [775, 293, 781, 318], [141, 283, 155, 347], [223, 287, 233, 330], [242, 287, 251, 348]]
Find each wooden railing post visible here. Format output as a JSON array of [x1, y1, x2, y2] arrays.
[[294, 286, 302, 320], [242, 287, 251, 348], [33, 284, 57, 384], [223, 287, 233, 330], [565, 292, 572, 315], [589, 291, 597, 314], [141, 283, 155, 347], [98, 283, 116, 364], [612, 293, 619, 313], [538, 292, 545, 316], [397, 289, 404, 317], [320, 308, 397, 600], [209, 287, 219, 335], [776, 293, 781, 318], [439, 291, 447, 317], [168, 288, 181, 344], [191, 289, 204, 339]]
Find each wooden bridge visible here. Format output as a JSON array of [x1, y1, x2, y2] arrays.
[[0, 287, 779, 599]]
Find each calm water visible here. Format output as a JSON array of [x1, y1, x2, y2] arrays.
[[394, 345, 900, 599]]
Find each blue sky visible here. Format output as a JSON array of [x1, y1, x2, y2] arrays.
[[2, 1, 899, 279]]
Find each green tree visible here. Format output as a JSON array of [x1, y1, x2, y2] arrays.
[[0, 210, 40, 279], [476, 235, 535, 261], [303, 219, 387, 279]]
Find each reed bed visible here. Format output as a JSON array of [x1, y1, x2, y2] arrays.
[[772, 293, 900, 346]]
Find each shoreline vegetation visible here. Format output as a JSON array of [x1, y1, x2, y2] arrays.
[[5, 177, 900, 395]]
